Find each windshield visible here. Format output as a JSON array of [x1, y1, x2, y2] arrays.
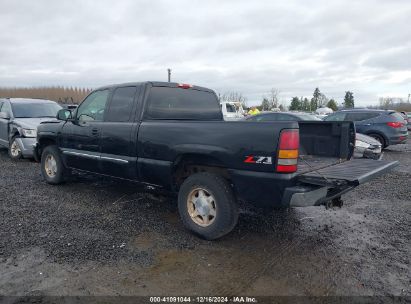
[[12, 102, 62, 118]]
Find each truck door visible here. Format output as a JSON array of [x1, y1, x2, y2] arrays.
[[0, 101, 11, 147], [99, 86, 141, 179], [59, 89, 110, 172]]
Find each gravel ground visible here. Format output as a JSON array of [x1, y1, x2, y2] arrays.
[[0, 142, 410, 298]]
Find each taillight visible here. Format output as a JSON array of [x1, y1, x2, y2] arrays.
[[386, 122, 404, 128], [178, 83, 193, 89], [277, 129, 299, 173]]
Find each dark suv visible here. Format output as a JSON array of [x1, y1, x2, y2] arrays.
[[324, 109, 408, 147]]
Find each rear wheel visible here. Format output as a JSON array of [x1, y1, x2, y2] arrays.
[[9, 136, 22, 160], [178, 172, 238, 240], [41, 145, 66, 184], [368, 133, 386, 148]]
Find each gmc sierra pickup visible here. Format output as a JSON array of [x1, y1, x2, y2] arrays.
[[35, 81, 397, 239]]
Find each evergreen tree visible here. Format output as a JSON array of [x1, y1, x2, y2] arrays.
[[326, 99, 338, 111], [289, 97, 301, 111], [344, 91, 354, 108], [310, 87, 321, 111], [301, 97, 310, 112]]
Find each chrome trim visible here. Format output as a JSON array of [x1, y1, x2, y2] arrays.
[[62, 150, 100, 159], [62, 150, 129, 164], [101, 156, 129, 163]]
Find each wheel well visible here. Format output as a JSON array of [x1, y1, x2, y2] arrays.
[[365, 131, 387, 146], [9, 127, 20, 140], [38, 138, 57, 156], [172, 154, 231, 190]]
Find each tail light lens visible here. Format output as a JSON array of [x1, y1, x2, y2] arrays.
[[386, 122, 404, 128], [277, 129, 299, 173]]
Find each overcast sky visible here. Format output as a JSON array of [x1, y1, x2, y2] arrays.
[[1, 0, 410, 106]]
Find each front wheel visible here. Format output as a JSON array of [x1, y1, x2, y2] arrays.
[[9, 136, 22, 160], [41, 145, 66, 184], [178, 172, 238, 240]]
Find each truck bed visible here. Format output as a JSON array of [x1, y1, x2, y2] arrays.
[[297, 155, 343, 174]]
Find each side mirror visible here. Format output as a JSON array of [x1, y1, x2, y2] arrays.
[[0, 112, 10, 120], [56, 109, 72, 121]]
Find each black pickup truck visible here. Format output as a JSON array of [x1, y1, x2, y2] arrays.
[[35, 81, 397, 239]]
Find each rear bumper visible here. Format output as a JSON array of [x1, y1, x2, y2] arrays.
[[15, 137, 37, 158], [388, 132, 408, 145], [282, 184, 354, 207]]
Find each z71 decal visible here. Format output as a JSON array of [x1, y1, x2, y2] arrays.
[[244, 155, 272, 165]]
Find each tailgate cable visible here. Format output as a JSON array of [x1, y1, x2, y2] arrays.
[[298, 155, 331, 185]]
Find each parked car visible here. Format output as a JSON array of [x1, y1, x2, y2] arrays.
[[354, 133, 382, 160], [246, 112, 382, 159], [400, 111, 411, 130], [324, 109, 408, 148], [0, 98, 61, 159], [35, 82, 396, 240], [245, 111, 322, 122]]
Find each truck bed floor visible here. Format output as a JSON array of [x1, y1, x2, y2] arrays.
[[297, 155, 343, 174]]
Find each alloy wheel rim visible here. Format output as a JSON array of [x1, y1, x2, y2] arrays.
[[187, 188, 217, 227], [44, 155, 57, 177], [10, 141, 21, 157]]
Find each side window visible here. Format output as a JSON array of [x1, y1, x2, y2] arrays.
[[1, 102, 12, 116], [105, 87, 137, 122], [77, 90, 109, 122], [226, 104, 236, 113], [346, 112, 379, 121], [324, 112, 346, 121]]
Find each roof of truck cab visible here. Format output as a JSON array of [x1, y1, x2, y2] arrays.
[[95, 81, 214, 93]]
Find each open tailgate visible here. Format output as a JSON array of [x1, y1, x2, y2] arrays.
[[298, 159, 398, 186]]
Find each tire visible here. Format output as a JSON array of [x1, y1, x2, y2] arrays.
[[41, 145, 66, 184], [178, 172, 238, 240], [8, 136, 23, 160], [368, 133, 387, 149]]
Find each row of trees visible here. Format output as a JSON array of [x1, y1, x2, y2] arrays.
[[377, 96, 411, 111], [0, 86, 93, 104], [219, 87, 356, 112], [289, 88, 354, 112]]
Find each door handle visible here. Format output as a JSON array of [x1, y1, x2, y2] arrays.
[[91, 128, 99, 136]]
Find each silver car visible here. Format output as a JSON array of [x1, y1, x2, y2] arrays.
[[354, 133, 382, 160], [0, 98, 61, 160]]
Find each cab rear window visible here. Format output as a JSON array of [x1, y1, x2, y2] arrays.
[[145, 87, 221, 120]]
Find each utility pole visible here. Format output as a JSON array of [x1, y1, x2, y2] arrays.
[[167, 68, 171, 82], [408, 93, 410, 103]]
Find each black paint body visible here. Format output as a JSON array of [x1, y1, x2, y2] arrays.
[[37, 82, 363, 207]]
